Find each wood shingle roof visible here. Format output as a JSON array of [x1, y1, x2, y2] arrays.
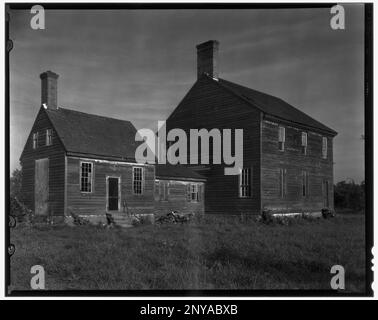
[[45, 107, 140, 161], [211, 76, 337, 136]]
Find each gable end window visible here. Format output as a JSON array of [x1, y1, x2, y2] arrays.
[[32, 132, 38, 149], [239, 167, 252, 198], [46, 129, 53, 146], [278, 126, 285, 151], [133, 167, 144, 195], [80, 162, 93, 193], [301, 132, 307, 155], [322, 137, 328, 159]]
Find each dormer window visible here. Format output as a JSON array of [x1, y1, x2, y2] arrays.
[[46, 129, 53, 146], [278, 126, 285, 151], [32, 132, 38, 149], [301, 132, 308, 155]]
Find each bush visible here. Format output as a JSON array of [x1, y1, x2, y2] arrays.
[[10, 196, 33, 223], [334, 180, 365, 212], [261, 210, 274, 224], [10, 169, 22, 199]]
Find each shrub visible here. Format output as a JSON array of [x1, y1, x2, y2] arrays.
[[334, 180, 365, 212], [261, 209, 274, 224], [322, 208, 335, 219]]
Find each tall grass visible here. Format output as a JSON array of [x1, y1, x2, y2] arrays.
[[10, 214, 365, 292]]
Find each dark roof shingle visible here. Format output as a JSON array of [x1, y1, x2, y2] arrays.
[[45, 107, 140, 161], [156, 164, 206, 181], [214, 77, 337, 135]]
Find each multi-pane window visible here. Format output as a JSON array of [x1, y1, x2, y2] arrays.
[[32, 132, 38, 149], [187, 183, 200, 202], [133, 167, 144, 195], [278, 126, 285, 151], [80, 162, 93, 192], [301, 132, 308, 155], [322, 137, 328, 159], [279, 168, 287, 198], [302, 170, 309, 197], [191, 184, 199, 202], [46, 129, 53, 146], [239, 168, 252, 198]]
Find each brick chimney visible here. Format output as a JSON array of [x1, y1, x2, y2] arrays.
[[196, 40, 219, 80], [40, 70, 59, 109]]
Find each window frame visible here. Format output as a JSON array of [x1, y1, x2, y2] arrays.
[[322, 137, 328, 159], [187, 183, 200, 202], [46, 129, 53, 146], [239, 167, 252, 198], [132, 166, 144, 195], [278, 126, 285, 151], [80, 161, 94, 193], [159, 180, 168, 201], [32, 132, 39, 149], [301, 132, 308, 155]]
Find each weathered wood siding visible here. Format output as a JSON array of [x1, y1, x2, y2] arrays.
[[166, 76, 261, 215], [20, 107, 66, 219], [154, 179, 205, 215], [261, 118, 334, 212], [66, 157, 155, 216]]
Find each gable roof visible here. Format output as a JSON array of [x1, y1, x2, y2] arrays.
[[207, 76, 337, 136], [156, 164, 206, 181], [45, 107, 141, 161]]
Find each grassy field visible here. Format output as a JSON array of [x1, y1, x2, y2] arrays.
[[10, 214, 366, 292]]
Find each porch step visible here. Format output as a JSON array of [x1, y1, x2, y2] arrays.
[[108, 212, 134, 228]]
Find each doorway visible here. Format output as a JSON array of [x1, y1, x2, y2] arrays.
[[107, 177, 120, 211], [35, 158, 49, 215]]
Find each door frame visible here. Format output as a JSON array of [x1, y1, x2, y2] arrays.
[[35, 157, 49, 215], [106, 176, 121, 212]]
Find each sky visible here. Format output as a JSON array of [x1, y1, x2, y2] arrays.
[[9, 5, 365, 183]]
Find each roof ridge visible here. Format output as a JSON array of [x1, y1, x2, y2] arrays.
[[53, 106, 134, 125]]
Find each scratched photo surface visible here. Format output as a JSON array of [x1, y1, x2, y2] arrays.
[[8, 5, 367, 293]]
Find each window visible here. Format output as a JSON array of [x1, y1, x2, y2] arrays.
[[133, 167, 144, 195], [322, 137, 328, 159], [279, 168, 287, 198], [46, 129, 53, 146], [187, 183, 200, 202], [239, 168, 252, 198], [159, 181, 168, 201], [80, 162, 93, 192], [302, 170, 309, 197], [278, 126, 285, 151], [32, 132, 38, 149], [301, 132, 307, 155]]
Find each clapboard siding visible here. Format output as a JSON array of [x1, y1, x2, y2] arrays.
[[166, 76, 261, 215], [154, 179, 205, 215], [20, 107, 66, 217], [66, 157, 155, 216], [261, 118, 334, 212]]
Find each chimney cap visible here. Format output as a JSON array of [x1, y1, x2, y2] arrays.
[[196, 40, 219, 50], [40, 70, 59, 80]]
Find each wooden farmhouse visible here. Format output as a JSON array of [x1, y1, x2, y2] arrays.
[[19, 39, 337, 223], [166, 40, 337, 215], [20, 71, 205, 223]]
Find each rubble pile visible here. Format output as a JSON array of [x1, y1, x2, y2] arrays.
[[155, 211, 193, 224]]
